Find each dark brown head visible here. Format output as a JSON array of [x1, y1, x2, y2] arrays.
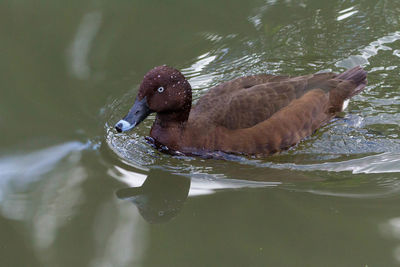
[[115, 66, 192, 132]]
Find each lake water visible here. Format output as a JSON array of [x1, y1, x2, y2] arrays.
[[1, 0, 400, 266]]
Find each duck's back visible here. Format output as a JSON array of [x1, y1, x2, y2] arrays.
[[189, 72, 338, 129]]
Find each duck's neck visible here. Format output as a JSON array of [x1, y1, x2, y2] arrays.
[[154, 107, 190, 128], [150, 108, 191, 149]]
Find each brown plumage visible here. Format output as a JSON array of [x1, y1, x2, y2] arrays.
[[115, 65, 367, 157]]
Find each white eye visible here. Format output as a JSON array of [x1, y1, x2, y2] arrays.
[[157, 87, 165, 93]]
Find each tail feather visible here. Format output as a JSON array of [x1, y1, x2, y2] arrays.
[[328, 66, 368, 113], [337, 66, 367, 86], [336, 66, 367, 98]]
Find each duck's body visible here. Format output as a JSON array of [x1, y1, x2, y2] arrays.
[[115, 66, 367, 157]]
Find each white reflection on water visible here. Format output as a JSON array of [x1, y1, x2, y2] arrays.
[[336, 31, 400, 68], [248, 12, 263, 30], [0, 141, 147, 265], [182, 52, 218, 90], [111, 166, 280, 197], [337, 6, 358, 21], [298, 187, 400, 199], [380, 217, 400, 264], [67, 11, 102, 80], [188, 174, 280, 196], [109, 166, 147, 188], [0, 142, 88, 250], [90, 198, 146, 267], [33, 165, 87, 250], [0, 141, 87, 204], [261, 152, 400, 174]]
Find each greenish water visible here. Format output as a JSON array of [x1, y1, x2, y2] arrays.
[[1, 0, 400, 266]]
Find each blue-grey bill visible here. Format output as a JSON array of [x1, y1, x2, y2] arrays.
[[115, 96, 151, 132]]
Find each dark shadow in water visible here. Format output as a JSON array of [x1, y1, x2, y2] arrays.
[[116, 169, 190, 224]]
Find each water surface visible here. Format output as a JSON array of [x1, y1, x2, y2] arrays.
[[1, 0, 400, 266]]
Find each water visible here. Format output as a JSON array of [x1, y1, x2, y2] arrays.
[[1, 0, 400, 266]]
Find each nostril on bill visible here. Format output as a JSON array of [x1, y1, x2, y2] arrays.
[[115, 123, 123, 133]]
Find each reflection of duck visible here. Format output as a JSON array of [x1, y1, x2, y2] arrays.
[[116, 169, 190, 223], [114, 166, 281, 223], [115, 66, 367, 157]]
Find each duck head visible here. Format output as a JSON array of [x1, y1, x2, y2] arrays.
[[115, 65, 192, 132]]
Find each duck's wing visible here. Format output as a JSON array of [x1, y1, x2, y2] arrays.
[[190, 74, 288, 125], [190, 72, 337, 129]]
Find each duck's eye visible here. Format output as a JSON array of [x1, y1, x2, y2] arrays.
[[157, 87, 165, 93]]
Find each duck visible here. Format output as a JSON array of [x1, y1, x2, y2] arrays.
[[115, 65, 367, 157]]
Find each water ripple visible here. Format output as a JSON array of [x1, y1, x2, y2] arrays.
[[336, 31, 400, 68], [253, 152, 400, 174], [337, 7, 359, 21]]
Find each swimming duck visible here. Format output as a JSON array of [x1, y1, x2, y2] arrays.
[[115, 66, 367, 157]]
